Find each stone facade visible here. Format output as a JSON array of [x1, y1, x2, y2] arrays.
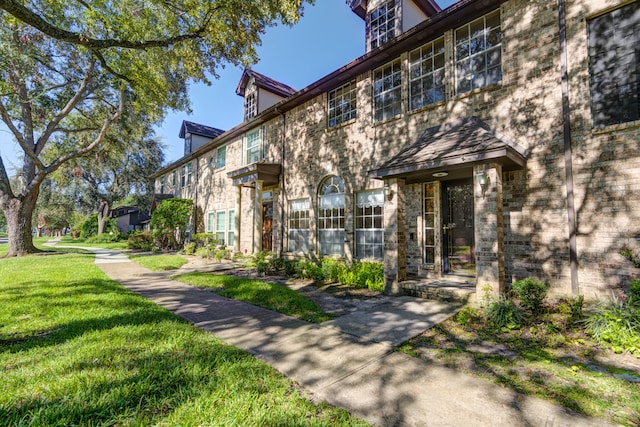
[[153, 0, 640, 299]]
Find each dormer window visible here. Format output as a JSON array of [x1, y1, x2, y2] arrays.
[[369, 0, 397, 50], [244, 90, 257, 121]]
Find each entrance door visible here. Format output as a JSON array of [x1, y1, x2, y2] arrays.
[[442, 179, 475, 276], [262, 202, 273, 252]]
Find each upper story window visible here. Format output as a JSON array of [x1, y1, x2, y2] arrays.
[[171, 170, 177, 186], [455, 10, 502, 94], [588, 1, 640, 128], [245, 129, 263, 165], [181, 162, 193, 187], [244, 91, 257, 121], [369, 0, 397, 51], [159, 176, 166, 194], [410, 37, 446, 110], [373, 59, 402, 122], [216, 145, 227, 169], [328, 80, 357, 128]]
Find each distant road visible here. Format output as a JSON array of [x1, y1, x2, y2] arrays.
[[0, 237, 8, 245]]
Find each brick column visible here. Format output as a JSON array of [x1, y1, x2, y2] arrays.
[[234, 185, 241, 253], [254, 180, 263, 253], [474, 164, 505, 296], [383, 178, 407, 295]]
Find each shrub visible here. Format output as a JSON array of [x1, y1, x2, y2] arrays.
[[184, 242, 197, 255], [192, 233, 218, 248], [583, 301, 640, 355], [127, 231, 153, 250], [320, 258, 347, 282], [335, 260, 384, 292], [85, 231, 121, 243], [195, 246, 216, 258], [455, 305, 481, 326], [557, 295, 584, 327], [214, 249, 230, 263], [255, 260, 270, 276], [628, 278, 640, 306], [283, 260, 297, 276], [296, 259, 324, 281], [511, 278, 548, 313], [268, 257, 285, 272], [486, 295, 525, 329]]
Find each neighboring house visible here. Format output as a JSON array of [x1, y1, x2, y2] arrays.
[[152, 0, 640, 299], [111, 206, 150, 235]]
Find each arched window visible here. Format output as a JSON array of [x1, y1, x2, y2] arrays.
[[318, 176, 345, 256]]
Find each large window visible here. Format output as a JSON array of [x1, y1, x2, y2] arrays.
[[227, 209, 235, 248], [216, 145, 226, 169], [410, 37, 446, 110], [328, 81, 357, 128], [244, 91, 257, 121], [318, 176, 345, 256], [181, 162, 193, 187], [159, 176, 165, 194], [588, 2, 640, 127], [245, 129, 262, 165], [207, 212, 215, 233], [455, 10, 502, 94], [216, 211, 226, 245], [171, 170, 177, 186], [424, 182, 436, 266], [355, 190, 384, 260], [288, 199, 310, 253], [369, 0, 396, 50], [373, 60, 402, 122]]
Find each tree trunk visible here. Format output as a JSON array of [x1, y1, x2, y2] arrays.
[[4, 191, 39, 256], [97, 200, 110, 235]]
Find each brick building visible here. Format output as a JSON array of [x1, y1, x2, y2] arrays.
[[152, 0, 640, 299]]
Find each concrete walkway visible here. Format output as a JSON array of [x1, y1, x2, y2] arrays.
[[64, 245, 612, 426]]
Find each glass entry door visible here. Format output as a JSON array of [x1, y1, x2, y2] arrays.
[[442, 179, 475, 276]]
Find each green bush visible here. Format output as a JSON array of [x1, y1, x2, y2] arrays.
[[283, 259, 297, 276], [320, 258, 347, 282], [335, 260, 384, 292], [486, 295, 525, 329], [214, 249, 230, 263], [583, 301, 640, 355], [628, 278, 640, 306], [127, 231, 153, 250], [192, 233, 218, 247], [455, 305, 481, 326], [195, 246, 216, 258], [296, 259, 324, 281], [184, 242, 197, 255], [255, 260, 270, 276], [511, 277, 548, 313], [79, 214, 119, 239], [557, 295, 584, 327], [85, 231, 121, 243], [268, 257, 285, 272]]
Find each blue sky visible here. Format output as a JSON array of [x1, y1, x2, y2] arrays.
[[0, 0, 458, 172], [158, 0, 459, 164]]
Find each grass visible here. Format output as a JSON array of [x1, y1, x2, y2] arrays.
[[396, 309, 640, 426], [56, 235, 128, 250], [0, 253, 367, 426], [129, 253, 188, 271], [174, 272, 334, 323]]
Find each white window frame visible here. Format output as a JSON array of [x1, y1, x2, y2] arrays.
[[206, 211, 215, 233], [318, 176, 345, 257], [215, 210, 226, 246], [244, 129, 262, 165], [216, 145, 227, 169], [288, 199, 310, 253], [355, 189, 384, 260], [455, 9, 502, 94], [159, 176, 166, 194], [373, 59, 402, 122], [328, 80, 357, 128], [424, 182, 436, 267], [227, 209, 235, 248], [245, 91, 257, 121], [369, 0, 397, 51], [409, 37, 446, 110]]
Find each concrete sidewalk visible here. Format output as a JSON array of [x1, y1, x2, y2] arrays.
[[83, 247, 610, 426]]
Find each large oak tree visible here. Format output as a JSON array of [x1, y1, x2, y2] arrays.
[[0, 0, 309, 256]]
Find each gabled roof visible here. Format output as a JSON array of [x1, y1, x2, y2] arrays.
[[178, 120, 225, 139], [235, 69, 297, 98], [350, 0, 441, 19], [369, 117, 528, 180]]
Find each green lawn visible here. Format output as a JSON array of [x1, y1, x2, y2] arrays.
[[129, 253, 188, 271], [56, 236, 128, 250], [174, 272, 334, 323], [0, 253, 367, 426]]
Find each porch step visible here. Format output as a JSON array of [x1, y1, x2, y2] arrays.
[[400, 279, 475, 304]]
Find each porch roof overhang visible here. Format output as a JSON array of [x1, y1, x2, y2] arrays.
[[227, 163, 281, 187], [368, 117, 528, 184]]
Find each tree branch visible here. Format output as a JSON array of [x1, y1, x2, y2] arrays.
[[0, 0, 215, 50]]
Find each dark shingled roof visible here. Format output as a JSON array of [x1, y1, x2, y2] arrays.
[[350, 0, 441, 19], [179, 120, 225, 139], [235, 69, 297, 98], [369, 117, 528, 179]]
